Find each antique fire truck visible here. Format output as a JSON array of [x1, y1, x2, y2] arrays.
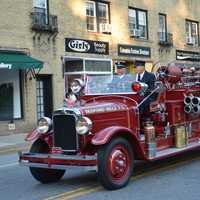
[[19, 64, 200, 190]]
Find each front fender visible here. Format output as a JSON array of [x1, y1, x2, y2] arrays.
[[91, 126, 146, 159], [91, 126, 133, 145], [25, 128, 52, 141], [25, 128, 40, 141]]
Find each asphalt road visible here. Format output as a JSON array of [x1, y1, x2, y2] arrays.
[[0, 150, 199, 200]]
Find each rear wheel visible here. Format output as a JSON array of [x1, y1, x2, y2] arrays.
[[97, 137, 134, 190], [29, 140, 65, 183]]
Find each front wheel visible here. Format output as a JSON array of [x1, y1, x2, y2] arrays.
[[29, 140, 65, 184], [97, 137, 134, 190]]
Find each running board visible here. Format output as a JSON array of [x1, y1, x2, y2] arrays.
[[149, 141, 200, 161]]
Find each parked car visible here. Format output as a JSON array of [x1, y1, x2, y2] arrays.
[[19, 64, 200, 190]]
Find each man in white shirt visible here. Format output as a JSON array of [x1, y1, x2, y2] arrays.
[[134, 60, 156, 113], [134, 61, 155, 90]]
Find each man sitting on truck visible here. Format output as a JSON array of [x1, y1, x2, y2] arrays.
[[134, 60, 156, 113], [108, 62, 132, 92]]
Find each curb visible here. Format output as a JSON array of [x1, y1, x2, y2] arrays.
[[0, 143, 30, 155]]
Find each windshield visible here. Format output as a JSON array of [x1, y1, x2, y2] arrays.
[[84, 74, 136, 95]]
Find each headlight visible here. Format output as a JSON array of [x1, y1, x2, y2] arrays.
[[71, 79, 84, 94], [37, 117, 52, 134], [76, 116, 92, 135]]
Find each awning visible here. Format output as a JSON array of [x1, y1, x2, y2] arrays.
[[0, 52, 43, 70]]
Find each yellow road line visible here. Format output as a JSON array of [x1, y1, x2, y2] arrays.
[[44, 156, 200, 200], [59, 187, 102, 200], [44, 185, 100, 200]]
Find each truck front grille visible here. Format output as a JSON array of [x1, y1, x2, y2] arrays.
[[53, 114, 78, 151]]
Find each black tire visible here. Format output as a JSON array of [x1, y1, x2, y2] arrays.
[[29, 140, 65, 184], [97, 137, 134, 190]]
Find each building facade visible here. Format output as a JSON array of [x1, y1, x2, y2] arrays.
[[0, 0, 200, 135]]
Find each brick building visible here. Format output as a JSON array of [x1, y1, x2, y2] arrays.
[[0, 0, 200, 135]]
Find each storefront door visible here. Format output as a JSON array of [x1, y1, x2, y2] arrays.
[[36, 75, 53, 119]]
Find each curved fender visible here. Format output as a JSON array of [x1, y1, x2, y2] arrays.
[[25, 128, 40, 141], [25, 128, 53, 142], [91, 126, 146, 159]]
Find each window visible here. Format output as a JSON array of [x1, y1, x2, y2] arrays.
[[85, 60, 111, 72], [65, 60, 84, 73], [129, 8, 148, 39], [36, 75, 53, 119], [33, 0, 48, 10], [33, 0, 48, 24], [98, 3, 109, 25], [158, 14, 167, 41], [0, 70, 23, 121], [64, 57, 112, 95], [36, 80, 44, 120], [86, 1, 110, 33], [186, 20, 199, 46], [86, 1, 97, 31]]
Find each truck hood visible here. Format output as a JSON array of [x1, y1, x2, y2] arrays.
[[55, 95, 138, 116]]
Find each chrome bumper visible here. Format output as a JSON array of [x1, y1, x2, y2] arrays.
[[19, 152, 97, 170]]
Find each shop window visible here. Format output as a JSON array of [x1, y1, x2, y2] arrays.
[[64, 57, 112, 94], [86, 1, 111, 33], [0, 70, 22, 121], [85, 60, 111, 72], [129, 8, 148, 39], [0, 83, 13, 121], [186, 20, 199, 46], [65, 60, 84, 73]]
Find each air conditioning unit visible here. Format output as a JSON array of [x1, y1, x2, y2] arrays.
[[186, 37, 195, 45], [130, 29, 141, 37], [99, 23, 112, 33]]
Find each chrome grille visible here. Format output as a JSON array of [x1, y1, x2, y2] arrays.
[[53, 114, 78, 151]]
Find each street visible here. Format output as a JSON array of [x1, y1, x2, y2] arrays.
[[0, 150, 199, 200]]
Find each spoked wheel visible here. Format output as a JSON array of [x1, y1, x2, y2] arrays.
[[29, 140, 65, 184], [97, 137, 134, 190]]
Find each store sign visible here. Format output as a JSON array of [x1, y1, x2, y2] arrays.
[[65, 38, 109, 55], [0, 63, 12, 69], [176, 50, 200, 61], [118, 44, 151, 57]]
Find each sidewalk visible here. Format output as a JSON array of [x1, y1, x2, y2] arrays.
[[0, 133, 30, 154]]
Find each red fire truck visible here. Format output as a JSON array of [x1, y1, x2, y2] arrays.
[[19, 64, 200, 190]]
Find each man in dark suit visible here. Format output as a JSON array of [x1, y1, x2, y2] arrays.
[[134, 60, 156, 113]]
